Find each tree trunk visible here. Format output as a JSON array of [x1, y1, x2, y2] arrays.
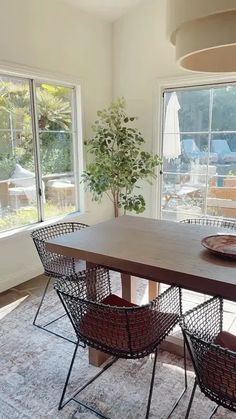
[[114, 201, 119, 217], [112, 190, 119, 217]]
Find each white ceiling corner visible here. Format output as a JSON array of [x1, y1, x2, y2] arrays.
[[59, 0, 144, 21]]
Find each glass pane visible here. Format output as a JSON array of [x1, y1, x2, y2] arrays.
[[161, 173, 205, 221], [0, 76, 37, 232], [36, 83, 75, 220], [207, 134, 236, 218], [37, 83, 73, 131], [162, 86, 236, 221], [210, 132, 236, 217], [211, 133, 236, 163], [162, 130, 212, 220], [212, 85, 236, 131], [39, 132, 75, 219], [164, 89, 210, 133]]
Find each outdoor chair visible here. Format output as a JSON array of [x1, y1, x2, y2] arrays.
[[181, 139, 217, 164], [212, 139, 236, 163], [8, 163, 45, 209], [31, 222, 89, 342], [181, 296, 236, 418], [180, 217, 236, 230], [54, 266, 187, 419]]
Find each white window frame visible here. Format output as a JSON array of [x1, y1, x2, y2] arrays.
[[152, 72, 236, 219], [0, 62, 85, 236]]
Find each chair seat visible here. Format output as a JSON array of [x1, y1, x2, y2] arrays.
[[102, 293, 137, 308], [79, 293, 178, 357], [215, 331, 236, 352]]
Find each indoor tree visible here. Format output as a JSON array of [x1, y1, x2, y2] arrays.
[[82, 97, 162, 217]]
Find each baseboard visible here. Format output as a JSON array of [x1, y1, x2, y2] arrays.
[[161, 335, 190, 359], [0, 266, 43, 293]]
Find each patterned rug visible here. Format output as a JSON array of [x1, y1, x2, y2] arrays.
[[0, 274, 235, 419]]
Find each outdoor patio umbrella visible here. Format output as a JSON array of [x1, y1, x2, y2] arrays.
[[163, 92, 181, 161]]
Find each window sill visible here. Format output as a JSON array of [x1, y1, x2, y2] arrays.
[[0, 211, 84, 241]]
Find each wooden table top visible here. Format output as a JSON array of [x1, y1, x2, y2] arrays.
[[46, 215, 236, 301]]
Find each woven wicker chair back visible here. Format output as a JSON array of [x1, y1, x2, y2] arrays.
[[180, 218, 236, 229], [182, 297, 236, 412], [31, 222, 88, 277], [55, 267, 181, 359]]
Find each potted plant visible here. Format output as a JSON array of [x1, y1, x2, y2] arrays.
[[82, 98, 162, 217]]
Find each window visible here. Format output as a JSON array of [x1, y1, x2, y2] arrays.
[[0, 74, 79, 232], [161, 83, 236, 221], [160, 83, 236, 318]]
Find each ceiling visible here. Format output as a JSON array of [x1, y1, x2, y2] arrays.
[[60, 0, 144, 21]]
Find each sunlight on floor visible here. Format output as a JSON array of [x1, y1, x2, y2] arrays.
[[163, 362, 194, 376], [0, 295, 29, 320]]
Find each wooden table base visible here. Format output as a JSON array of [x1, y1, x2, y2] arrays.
[[121, 273, 136, 303], [148, 281, 159, 301]]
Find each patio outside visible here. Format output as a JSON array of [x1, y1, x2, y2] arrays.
[[161, 86, 236, 222]]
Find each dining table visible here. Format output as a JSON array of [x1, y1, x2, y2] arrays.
[[46, 215, 236, 366]]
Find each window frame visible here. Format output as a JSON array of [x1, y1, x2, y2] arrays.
[[153, 72, 236, 219], [0, 64, 84, 235]]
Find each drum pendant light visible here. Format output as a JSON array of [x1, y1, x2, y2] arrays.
[[167, 0, 236, 72]]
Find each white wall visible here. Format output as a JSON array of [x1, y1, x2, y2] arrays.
[[113, 0, 186, 217], [0, 0, 113, 291], [0, 0, 202, 292]]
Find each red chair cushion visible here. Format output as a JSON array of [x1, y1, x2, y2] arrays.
[[215, 331, 236, 352], [101, 293, 137, 308]]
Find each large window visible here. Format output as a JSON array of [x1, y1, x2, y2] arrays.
[[0, 74, 79, 232], [161, 84, 236, 221]]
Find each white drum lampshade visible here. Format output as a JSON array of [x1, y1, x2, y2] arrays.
[[167, 0, 236, 72]]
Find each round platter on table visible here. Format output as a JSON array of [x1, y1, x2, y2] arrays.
[[201, 234, 236, 259]]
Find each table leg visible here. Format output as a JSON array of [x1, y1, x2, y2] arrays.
[[148, 281, 159, 301], [88, 348, 110, 366], [121, 273, 136, 303]]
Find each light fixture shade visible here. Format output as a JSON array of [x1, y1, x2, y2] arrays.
[[167, 0, 236, 72]]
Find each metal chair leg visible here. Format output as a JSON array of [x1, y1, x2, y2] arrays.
[[59, 342, 80, 410], [146, 348, 158, 419], [58, 342, 188, 418], [59, 343, 117, 415], [208, 405, 219, 419], [33, 276, 51, 326], [185, 379, 197, 419], [166, 339, 188, 419], [183, 339, 188, 390], [33, 276, 78, 344], [185, 378, 219, 419]]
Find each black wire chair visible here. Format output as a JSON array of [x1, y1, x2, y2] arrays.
[[31, 222, 89, 343], [180, 217, 236, 229], [181, 296, 236, 419], [54, 266, 187, 419]]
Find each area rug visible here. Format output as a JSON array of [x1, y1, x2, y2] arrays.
[[0, 274, 235, 419]]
